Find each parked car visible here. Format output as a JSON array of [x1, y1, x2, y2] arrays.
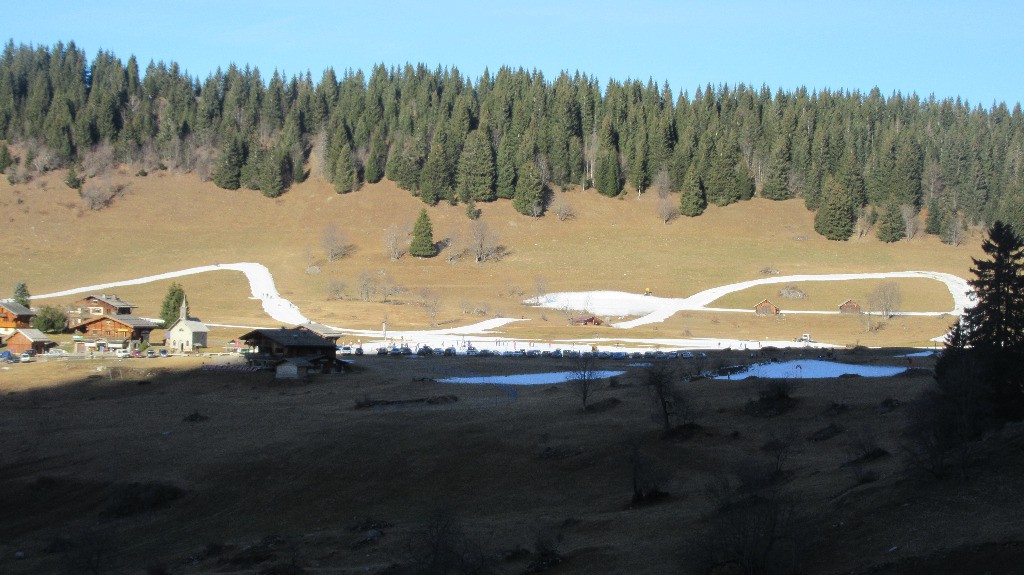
[[338, 346, 354, 355], [159, 349, 168, 357], [376, 347, 389, 356], [129, 349, 143, 358], [0, 350, 15, 363], [114, 349, 130, 358], [526, 350, 541, 358], [354, 347, 364, 356], [146, 349, 156, 358], [465, 346, 479, 356], [416, 346, 433, 356], [46, 348, 67, 356], [444, 347, 456, 356], [19, 351, 35, 362]]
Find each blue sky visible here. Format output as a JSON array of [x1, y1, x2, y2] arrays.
[[7, 0, 1023, 106]]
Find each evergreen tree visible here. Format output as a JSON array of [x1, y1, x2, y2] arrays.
[[512, 161, 544, 216], [814, 176, 855, 240], [495, 133, 517, 199], [456, 129, 496, 202], [678, 164, 706, 217], [333, 144, 358, 194], [364, 129, 386, 184], [0, 144, 13, 173], [761, 133, 792, 200], [213, 136, 245, 190], [594, 117, 621, 197], [159, 283, 186, 327], [31, 306, 67, 333], [12, 282, 30, 308], [875, 199, 905, 243], [259, 147, 288, 198], [409, 208, 437, 257], [64, 164, 82, 189]]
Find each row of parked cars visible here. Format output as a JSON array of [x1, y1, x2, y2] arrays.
[[363, 345, 703, 360], [114, 348, 168, 358]]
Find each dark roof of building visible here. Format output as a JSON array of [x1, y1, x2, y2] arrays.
[[298, 322, 346, 338], [85, 294, 137, 309], [167, 317, 210, 333], [239, 328, 336, 348], [0, 300, 36, 316], [76, 314, 158, 329]]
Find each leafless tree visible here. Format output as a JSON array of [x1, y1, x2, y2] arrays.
[[469, 220, 500, 263], [81, 142, 116, 177], [901, 204, 921, 239], [357, 271, 377, 302], [569, 353, 601, 410], [534, 275, 549, 305], [444, 232, 464, 264], [855, 206, 872, 238], [645, 364, 687, 434], [867, 281, 902, 319], [583, 131, 598, 185], [418, 288, 441, 326], [384, 223, 406, 260], [651, 168, 673, 199], [378, 270, 403, 303], [656, 197, 677, 224], [322, 224, 354, 262], [325, 279, 347, 301], [313, 132, 329, 178], [80, 181, 126, 210], [550, 192, 575, 221]]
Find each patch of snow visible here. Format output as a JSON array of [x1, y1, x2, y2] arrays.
[[437, 370, 626, 385], [714, 360, 908, 380]]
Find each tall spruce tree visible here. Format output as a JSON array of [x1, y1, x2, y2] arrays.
[[409, 208, 437, 257], [12, 282, 30, 308], [814, 176, 855, 241], [333, 144, 358, 194], [678, 164, 706, 217], [495, 133, 518, 199], [512, 161, 544, 216], [213, 136, 246, 190], [456, 129, 496, 203], [875, 199, 905, 243], [159, 283, 186, 327]]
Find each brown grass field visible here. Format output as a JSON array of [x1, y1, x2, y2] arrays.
[[0, 166, 982, 346], [1, 351, 1023, 574], [4, 168, 1024, 574]]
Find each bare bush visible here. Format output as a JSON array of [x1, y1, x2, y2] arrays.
[[702, 489, 807, 575], [777, 286, 807, 300], [322, 224, 354, 262], [326, 280, 347, 301], [550, 193, 575, 221], [418, 288, 441, 326], [943, 212, 966, 246], [569, 353, 601, 410], [656, 197, 677, 224], [357, 271, 378, 302], [901, 204, 920, 239], [80, 181, 127, 210], [81, 143, 116, 178], [378, 270, 404, 303], [469, 220, 501, 263], [867, 281, 902, 319], [645, 364, 687, 433], [405, 508, 493, 575], [384, 224, 407, 260], [652, 168, 672, 199]]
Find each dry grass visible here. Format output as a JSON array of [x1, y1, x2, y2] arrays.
[[1, 352, 1021, 574], [0, 168, 982, 347]]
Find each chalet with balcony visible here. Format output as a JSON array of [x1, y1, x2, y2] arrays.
[[71, 314, 157, 352], [239, 328, 340, 377], [67, 294, 138, 327], [0, 300, 36, 341], [5, 329, 55, 355]]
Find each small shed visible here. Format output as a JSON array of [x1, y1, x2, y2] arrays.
[[5, 328, 55, 354], [274, 357, 314, 379], [839, 299, 862, 314], [570, 315, 605, 326], [754, 299, 781, 316]]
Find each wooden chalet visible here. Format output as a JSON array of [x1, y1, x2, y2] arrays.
[[238, 328, 341, 377], [71, 314, 157, 351], [754, 299, 781, 316], [4, 328, 55, 354], [67, 294, 137, 327], [0, 300, 36, 340], [839, 299, 862, 314], [297, 322, 345, 343], [569, 315, 605, 326]]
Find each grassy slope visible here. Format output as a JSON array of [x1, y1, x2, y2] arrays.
[[0, 165, 982, 346]]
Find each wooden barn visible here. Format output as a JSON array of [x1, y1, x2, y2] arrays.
[[0, 300, 36, 340], [67, 294, 137, 326], [839, 299, 862, 314], [570, 315, 605, 326], [4, 328, 54, 354], [754, 299, 781, 316]]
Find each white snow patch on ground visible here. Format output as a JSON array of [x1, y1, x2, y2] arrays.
[[529, 271, 973, 329], [437, 370, 625, 385], [714, 360, 908, 380]]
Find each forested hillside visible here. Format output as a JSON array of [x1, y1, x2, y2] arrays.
[[2, 40, 1023, 242]]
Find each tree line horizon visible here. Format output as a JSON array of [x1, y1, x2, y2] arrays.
[[3, 39, 1024, 241]]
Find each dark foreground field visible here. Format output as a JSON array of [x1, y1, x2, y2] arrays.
[[1, 350, 1022, 574]]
